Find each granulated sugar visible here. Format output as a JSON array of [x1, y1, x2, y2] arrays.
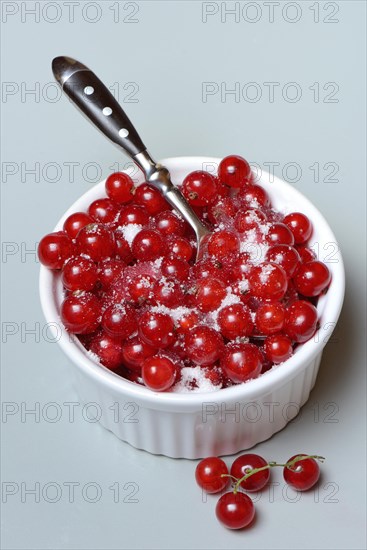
[[172, 366, 219, 393]]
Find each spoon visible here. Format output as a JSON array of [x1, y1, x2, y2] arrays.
[[52, 56, 210, 260]]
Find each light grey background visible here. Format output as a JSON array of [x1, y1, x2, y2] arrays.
[[1, 1, 366, 549]]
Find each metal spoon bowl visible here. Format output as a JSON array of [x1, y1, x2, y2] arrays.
[[52, 56, 210, 260]]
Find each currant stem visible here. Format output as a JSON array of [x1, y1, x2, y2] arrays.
[[221, 454, 325, 494]]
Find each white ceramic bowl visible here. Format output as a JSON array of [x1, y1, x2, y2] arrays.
[[39, 157, 345, 459]]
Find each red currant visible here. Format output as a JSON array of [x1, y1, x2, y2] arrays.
[[220, 342, 262, 383], [283, 454, 320, 491], [230, 454, 270, 492], [194, 278, 226, 312], [134, 183, 169, 215], [138, 311, 175, 348], [152, 278, 184, 308], [76, 224, 116, 262], [62, 256, 98, 291], [89, 331, 123, 371], [218, 155, 252, 188], [63, 212, 93, 239], [266, 223, 295, 246], [195, 457, 229, 493], [235, 209, 267, 233], [168, 236, 194, 262], [216, 492, 255, 530], [218, 303, 254, 339], [284, 212, 312, 244], [121, 335, 156, 371], [155, 210, 186, 237], [127, 273, 155, 304], [207, 230, 240, 260], [105, 172, 134, 204], [38, 231, 74, 269], [88, 198, 120, 226], [101, 303, 137, 338], [98, 258, 125, 289], [61, 292, 101, 334], [265, 244, 300, 277], [161, 256, 190, 281], [238, 184, 270, 208], [294, 261, 331, 297], [117, 204, 149, 226], [185, 326, 223, 366], [142, 355, 177, 391], [207, 197, 237, 225], [284, 300, 318, 343], [182, 171, 218, 206], [263, 334, 293, 363], [248, 263, 288, 301], [255, 302, 285, 335], [131, 229, 166, 261]]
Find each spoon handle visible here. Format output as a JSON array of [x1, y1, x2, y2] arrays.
[[52, 56, 210, 256], [52, 57, 146, 157]]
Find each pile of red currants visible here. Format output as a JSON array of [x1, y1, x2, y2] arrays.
[[38, 155, 331, 393], [195, 453, 324, 529]]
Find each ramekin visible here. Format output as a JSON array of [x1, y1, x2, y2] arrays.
[[39, 157, 345, 459]]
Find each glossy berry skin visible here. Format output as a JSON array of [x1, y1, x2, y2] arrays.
[[89, 331, 123, 371], [230, 454, 270, 492], [248, 263, 288, 301], [76, 224, 116, 262], [218, 303, 254, 339], [98, 258, 125, 289], [266, 245, 301, 277], [105, 172, 134, 204], [195, 457, 229, 494], [284, 212, 312, 244], [255, 302, 285, 335], [62, 256, 98, 291], [138, 311, 175, 349], [221, 342, 262, 383], [155, 211, 186, 237], [216, 492, 255, 530], [121, 336, 156, 371], [185, 326, 224, 366], [114, 232, 134, 264], [131, 229, 166, 261], [152, 278, 184, 308], [134, 183, 169, 215], [101, 303, 137, 338], [88, 198, 120, 226], [264, 334, 293, 363], [117, 204, 149, 226], [182, 171, 218, 206], [168, 236, 194, 262], [218, 155, 252, 189], [161, 257, 190, 281], [284, 300, 318, 343], [297, 246, 316, 264], [127, 274, 155, 304], [207, 230, 240, 260], [283, 454, 320, 491], [266, 223, 295, 246], [294, 261, 331, 297], [239, 184, 270, 208], [38, 231, 74, 269], [207, 197, 237, 224], [63, 212, 93, 239], [61, 292, 101, 334], [194, 278, 227, 312], [142, 355, 177, 391], [234, 208, 267, 233]]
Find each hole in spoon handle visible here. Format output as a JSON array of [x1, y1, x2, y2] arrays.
[[62, 69, 146, 158]]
